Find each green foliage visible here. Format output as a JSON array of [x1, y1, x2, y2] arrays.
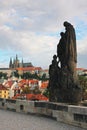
[[43, 88, 49, 98], [22, 86, 31, 94], [21, 72, 39, 80], [14, 71, 19, 78], [0, 72, 7, 79], [39, 73, 49, 81], [78, 75, 87, 92], [21, 72, 49, 81], [21, 86, 41, 95], [78, 75, 87, 100], [33, 87, 41, 94], [11, 71, 49, 81]]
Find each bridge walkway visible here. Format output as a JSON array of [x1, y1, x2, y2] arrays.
[[0, 109, 85, 130]]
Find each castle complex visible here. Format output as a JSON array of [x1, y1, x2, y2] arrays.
[[9, 54, 33, 69], [0, 54, 48, 78]]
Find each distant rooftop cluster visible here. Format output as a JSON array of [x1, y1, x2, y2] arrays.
[[0, 54, 49, 79]]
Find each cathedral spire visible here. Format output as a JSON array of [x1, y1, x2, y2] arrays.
[[15, 54, 20, 68], [16, 54, 18, 60], [20, 58, 23, 67], [9, 58, 12, 68]]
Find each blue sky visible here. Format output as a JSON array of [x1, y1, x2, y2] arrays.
[[0, 0, 87, 69]]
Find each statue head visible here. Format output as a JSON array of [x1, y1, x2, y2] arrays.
[[53, 55, 57, 60], [63, 21, 73, 29], [60, 32, 65, 37], [63, 21, 69, 27]]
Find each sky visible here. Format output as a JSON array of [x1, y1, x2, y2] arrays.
[[0, 0, 87, 69]]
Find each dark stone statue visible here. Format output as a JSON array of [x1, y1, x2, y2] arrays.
[[48, 21, 82, 103]]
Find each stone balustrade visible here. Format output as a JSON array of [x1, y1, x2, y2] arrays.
[[0, 98, 87, 129]]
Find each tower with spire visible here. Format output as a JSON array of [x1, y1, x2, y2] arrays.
[[9, 54, 33, 69], [9, 58, 13, 68], [9, 54, 20, 69]]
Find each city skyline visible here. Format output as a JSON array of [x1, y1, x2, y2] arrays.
[[0, 0, 87, 69]]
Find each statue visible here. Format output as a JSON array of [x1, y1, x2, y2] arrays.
[[64, 21, 77, 73], [48, 21, 82, 103], [48, 55, 60, 101]]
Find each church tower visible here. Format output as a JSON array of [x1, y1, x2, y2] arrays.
[[9, 58, 13, 68], [21, 58, 24, 67], [15, 54, 20, 68]]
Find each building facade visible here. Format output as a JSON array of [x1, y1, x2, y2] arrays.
[[0, 84, 9, 98]]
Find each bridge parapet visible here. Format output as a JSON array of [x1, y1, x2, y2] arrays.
[[0, 98, 86, 129]]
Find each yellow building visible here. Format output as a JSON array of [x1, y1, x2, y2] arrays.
[[0, 84, 9, 99]]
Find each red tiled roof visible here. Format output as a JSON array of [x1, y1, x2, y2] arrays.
[[76, 68, 85, 71], [26, 94, 48, 101], [19, 79, 26, 84], [35, 94, 48, 101], [12, 94, 21, 99], [26, 94, 36, 100], [5, 81, 13, 88], [0, 84, 8, 90], [19, 79, 38, 85], [83, 69, 87, 72], [16, 67, 42, 71], [12, 93, 48, 101], [29, 79, 38, 84], [41, 81, 48, 89]]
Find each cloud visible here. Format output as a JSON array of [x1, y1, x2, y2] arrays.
[[77, 36, 87, 54], [0, 23, 58, 68], [1, 0, 87, 32], [0, 0, 87, 68]]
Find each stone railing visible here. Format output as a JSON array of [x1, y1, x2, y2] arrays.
[[0, 98, 87, 129]]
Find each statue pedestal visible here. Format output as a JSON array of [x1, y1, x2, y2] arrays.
[[56, 87, 82, 103]]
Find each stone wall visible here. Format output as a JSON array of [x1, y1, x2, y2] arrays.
[[0, 98, 87, 129]]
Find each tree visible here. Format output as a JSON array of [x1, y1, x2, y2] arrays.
[[33, 86, 41, 94], [39, 73, 49, 81], [43, 88, 49, 98], [78, 75, 87, 91], [0, 72, 7, 79], [78, 75, 87, 100], [22, 86, 31, 94]]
